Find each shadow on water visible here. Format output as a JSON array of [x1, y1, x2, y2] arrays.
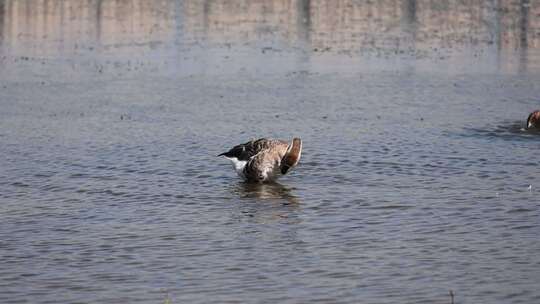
[[229, 182, 300, 205], [464, 121, 540, 140]]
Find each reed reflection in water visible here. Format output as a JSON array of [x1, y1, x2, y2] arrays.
[[0, 0, 539, 73]]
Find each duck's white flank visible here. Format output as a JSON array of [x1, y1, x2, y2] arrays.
[[227, 157, 247, 178]]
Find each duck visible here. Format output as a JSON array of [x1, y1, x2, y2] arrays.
[[219, 138, 302, 183], [526, 110, 540, 130]]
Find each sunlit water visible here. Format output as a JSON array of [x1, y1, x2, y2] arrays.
[[1, 1, 540, 303]]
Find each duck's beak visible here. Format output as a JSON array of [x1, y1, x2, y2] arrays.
[[218, 152, 232, 158]]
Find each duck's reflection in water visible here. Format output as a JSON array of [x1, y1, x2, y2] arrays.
[[233, 182, 300, 204], [228, 182, 301, 222]]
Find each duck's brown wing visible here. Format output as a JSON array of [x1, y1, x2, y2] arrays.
[[243, 140, 289, 182], [218, 138, 288, 161]]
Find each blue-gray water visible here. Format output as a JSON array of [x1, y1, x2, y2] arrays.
[[1, 1, 540, 303]]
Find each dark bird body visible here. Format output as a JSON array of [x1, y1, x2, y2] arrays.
[[527, 110, 540, 130], [219, 138, 302, 183]]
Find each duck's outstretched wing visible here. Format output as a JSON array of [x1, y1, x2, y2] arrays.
[[218, 138, 288, 161]]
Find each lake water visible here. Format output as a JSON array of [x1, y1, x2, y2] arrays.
[[1, 1, 540, 303]]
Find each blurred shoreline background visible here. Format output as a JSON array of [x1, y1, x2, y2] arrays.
[[1, 0, 540, 78]]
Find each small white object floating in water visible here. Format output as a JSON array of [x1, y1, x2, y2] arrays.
[[218, 137, 302, 183], [528, 185, 532, 192]]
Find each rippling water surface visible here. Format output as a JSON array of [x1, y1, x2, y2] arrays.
[[1, 1, 540, 303]]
